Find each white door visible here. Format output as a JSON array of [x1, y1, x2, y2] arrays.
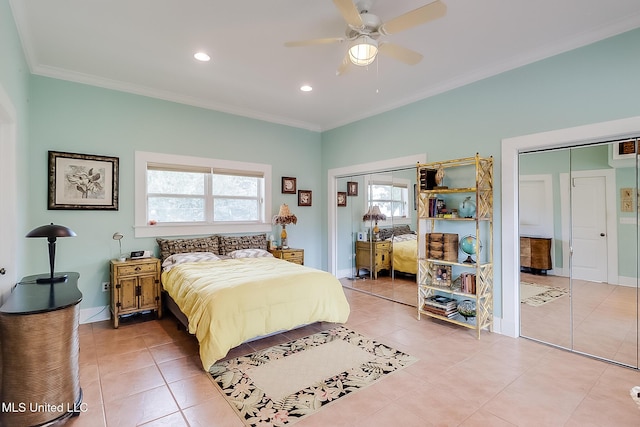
[[571, 176, 608, 282], [519, 175, 554, 237]]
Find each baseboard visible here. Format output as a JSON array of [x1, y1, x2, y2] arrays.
[[80, 305, 111, 324]]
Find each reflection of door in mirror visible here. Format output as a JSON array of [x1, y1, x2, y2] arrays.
[[337, 168, 418, 306], [519, 141, 638, 368]]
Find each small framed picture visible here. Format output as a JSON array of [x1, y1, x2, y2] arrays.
[[282, 177, 297, 194], [298, 190, 312, 206], [347, 181, 358, 196], [432, 264, 452, 287], [337, 192, 347, 207]]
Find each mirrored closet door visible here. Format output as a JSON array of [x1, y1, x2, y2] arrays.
[[337, 167, 418, 306], [519, 139, 639, 368]]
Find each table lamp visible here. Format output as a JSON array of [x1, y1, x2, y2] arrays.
[[26, 223, 77, 283], [363, 205, 387, 240], [272, 204, 297, 248]]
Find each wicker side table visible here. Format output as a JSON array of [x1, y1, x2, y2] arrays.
[[0, 272, 83, 426]]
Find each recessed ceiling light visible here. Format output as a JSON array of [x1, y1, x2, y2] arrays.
[[300, 85, 312, 92], [194, 52, 210, 62]]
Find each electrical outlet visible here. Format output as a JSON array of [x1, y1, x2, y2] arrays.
[[102, 282, 110, 292]]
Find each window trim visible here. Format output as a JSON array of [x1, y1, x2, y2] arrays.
[[363, 174, 412, 226], [135, 151, 272, 238]]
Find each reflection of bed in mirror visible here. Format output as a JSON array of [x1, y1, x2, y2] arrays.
[[379, 225, 418, 275]]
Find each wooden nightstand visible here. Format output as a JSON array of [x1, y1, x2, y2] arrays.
[[356, 240, 391, 279], [110, 257, 162, 328], [269, 247, 304, 265]]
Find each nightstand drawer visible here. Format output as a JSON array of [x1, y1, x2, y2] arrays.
[[115, 262, 157, 277], [269, 248, 304, 265], [281, 251, 302, 261]]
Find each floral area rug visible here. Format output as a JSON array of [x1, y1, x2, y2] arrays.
[[521, 282, 569, 306], [209, 326, 417, 426]]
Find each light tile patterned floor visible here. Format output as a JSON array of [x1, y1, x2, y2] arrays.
[[67, 286, 640, 427]]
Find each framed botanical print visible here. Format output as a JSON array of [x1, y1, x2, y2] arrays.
[[298, 190, 312, 206], [347, 181, 358, 196], [282, 177, 297, 194], [337, 192, 347, 207], [48, 151, 119, 210]]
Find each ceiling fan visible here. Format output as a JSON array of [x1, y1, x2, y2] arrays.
[[284, 0, 447, 75]]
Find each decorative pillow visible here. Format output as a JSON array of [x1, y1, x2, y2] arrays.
[[156, 235, 220, 261], [228, 249, 273, 259], [161, 252, 222, 272], [378, 228, 393, 241], [218, 234, 267, 255], [392, 225, 413, 236]]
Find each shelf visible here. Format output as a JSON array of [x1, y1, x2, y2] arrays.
[[418, 308, 478, 329], [423, 216, 490, 221], [416, 153, 493, 339], [420, 258, 489, 268], [421, 187, 477, 194], [419, 283, 477, 298]]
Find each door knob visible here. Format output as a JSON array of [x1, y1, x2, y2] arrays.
[[0, 268, 5, 275], [600, 233, 605, 237]]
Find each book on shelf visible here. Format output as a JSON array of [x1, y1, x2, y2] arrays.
[[459, 272, 476, 294], [424, 295, 456, 309], [422, 305, 458, 318]]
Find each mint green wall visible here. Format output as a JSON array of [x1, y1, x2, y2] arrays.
[[3, 0, 640, 317], [26, 77, 322, 310], [0, 0, 30, 282], [322, 28, 640, 317]]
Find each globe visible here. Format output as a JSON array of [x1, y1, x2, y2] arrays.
[[459, 235, 481, 263], [458, 196, 476, 218]]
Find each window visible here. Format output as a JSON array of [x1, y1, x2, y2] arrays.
[[135, 152, 272, 238], [366, 176, 410, 220]]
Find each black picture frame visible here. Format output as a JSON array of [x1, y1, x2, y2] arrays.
[[347, 181, 358, 196], [337, 192, 347, 207], [298, 190, 312, 206], [48, 151, 119, 210], [282, 177, 297, 194]]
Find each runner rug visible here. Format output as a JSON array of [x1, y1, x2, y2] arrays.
[[521, 281, 569, 306], [209, 326, 417, 426]]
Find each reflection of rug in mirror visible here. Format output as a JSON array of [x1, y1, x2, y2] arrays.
[[209, 326, 417, 427], [521, 282, 569, 306]]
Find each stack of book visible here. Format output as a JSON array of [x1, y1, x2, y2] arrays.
[[423, 295, 458, 318], [459, 273, 476, 294]]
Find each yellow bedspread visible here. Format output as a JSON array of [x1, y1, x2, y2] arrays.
[[161, 257, 350, 370], [392, 238, 418, 274]]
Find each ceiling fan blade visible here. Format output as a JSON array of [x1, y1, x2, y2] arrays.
[[378, 42, 423, 65], [332, 0, 364, 28], [380, 0, 447, 35], [284, 37, 345, 47], [336, 52, 352, 76]]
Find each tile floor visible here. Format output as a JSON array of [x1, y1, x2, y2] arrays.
[[67, 286, 640, 427], [520, 272, 638, 367]]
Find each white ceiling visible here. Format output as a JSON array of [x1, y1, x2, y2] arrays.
[[9, 0, 640, 132]]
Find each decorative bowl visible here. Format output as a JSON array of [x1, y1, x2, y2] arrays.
[[457, 299, 476, 319]]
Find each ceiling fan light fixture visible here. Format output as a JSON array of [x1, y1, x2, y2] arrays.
[[348, 35, 378, 66]]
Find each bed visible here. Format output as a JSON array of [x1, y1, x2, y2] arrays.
[[156, 234, 351, 370], [378, 225, 418, 275]]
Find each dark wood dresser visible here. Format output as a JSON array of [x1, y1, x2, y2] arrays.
[[520, 236, 552, 274], [0, 272, 83, 426]]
